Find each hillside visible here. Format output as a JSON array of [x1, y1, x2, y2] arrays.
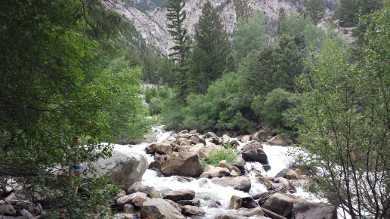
[[108, 0, 338, 54]]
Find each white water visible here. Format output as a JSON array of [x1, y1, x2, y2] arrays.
[[125, 126, 328, 218]]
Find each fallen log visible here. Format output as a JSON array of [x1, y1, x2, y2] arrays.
[[261, 207, 287, 219]]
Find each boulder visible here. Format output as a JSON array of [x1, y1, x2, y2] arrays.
[[160, 152, 203, 177], [176, 145, 190, 152], [222, 134, 231, 144], [188, 143, 205, 154], [286, 169, 299, 180], [140, 198, 185, 219], [117, 192, 148, 207], [86, 145, 148, 188], [252, 128, 271, 142], [233, 157, 246, 169], [165, 199, 182, 212], [199, 144, 224, 158], [228, 195, 242, 209], [177, 199, 200, 206], [145, 143, 157, 154], [240, 135, 251, 143], [242, 196, 258, 209], [203, 165, 230, 178], [267, 135, 292, 146], [123, 204, 136, 213], [218, 160, 233, 171], [212, 176, 251, 192], [0, 204, 16, 215], [143, 134, 157, 143], [239, 207, 265, 217], [127, 182, 148, 194], [182, 205, 206, 216], [241, 141, 263, 153], [161, 189, 195, 201], [262, 193, 295, 217], [242, 148, 268, 163], [156, 142, 173, 155], [201, 196, 221, 208], [190, 135, 205, 144], [215, 214, 241, 219], [274, 177, 296, 193], [292, 199, 337, 219]]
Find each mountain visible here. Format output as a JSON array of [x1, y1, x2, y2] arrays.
[[108, 0, 338, 54]]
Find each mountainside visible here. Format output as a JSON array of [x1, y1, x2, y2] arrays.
[[109, 0, 336, 54]]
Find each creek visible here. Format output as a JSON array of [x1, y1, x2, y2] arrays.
[[129, 126, 325, 218]]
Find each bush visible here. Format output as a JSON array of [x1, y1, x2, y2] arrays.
[[201, 147, 238, 168], [144, 86, 157, 104]]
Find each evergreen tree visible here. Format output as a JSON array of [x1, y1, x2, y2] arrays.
[[305, 0, 325, 24], [191, 1, 231, 93], [233, 0, 253, 22], [166, 0, 191, 103]]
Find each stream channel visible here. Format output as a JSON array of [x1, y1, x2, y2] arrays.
[[123, 126, 326, 218]]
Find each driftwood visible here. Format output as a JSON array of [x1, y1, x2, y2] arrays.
[[261, 207, 288, 219]]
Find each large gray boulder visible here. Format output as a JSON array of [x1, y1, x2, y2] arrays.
[[85, 145, 148, 188], [292, 199, 337, 219], [262, 193, 295, 217], [140, 198, 185, 219], [160, 151, 203, 177], [242, 148, 268, 163], [212, 176, 251, 192], [202, 165, 230, 178], [241, 141, 263, 153]]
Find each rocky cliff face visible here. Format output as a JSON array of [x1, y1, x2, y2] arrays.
[[108, 0, 326, 54]]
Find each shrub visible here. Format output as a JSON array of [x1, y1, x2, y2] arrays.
[[201, 147, 239, 168]]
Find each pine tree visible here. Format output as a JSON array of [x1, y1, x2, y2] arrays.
[[166, 0, 191, 103], [305, 0, 325, 24], [191, 1, 231, 93]]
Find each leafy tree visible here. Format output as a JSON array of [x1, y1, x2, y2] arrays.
[[0, 0, 148, 217], [166, 0, 191, 103], [335, 0, 383, 27], [190, 1, 231, 93], [232, 12, 267, 63], [296, 4, 390, 216], [278, 13, 325, 51], [305, 0, 325, 23]]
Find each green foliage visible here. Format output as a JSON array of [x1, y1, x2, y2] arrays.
[[240, 35, 303, 96], [278, 13, 325, 51], [0, 0, 149, 216], [335, 0, 383, 27], [305, 0, 325, 23], [296, 4, 390, 216], [145, 87, 158, 104], [232, 12, 267, 62], [201, 147, 239, 167], [190, 1, 231, 93], [259, 88, 297, 136], [183, 73, 255, 132], [148, 86, 172, 115], [166, 0, 191, 103]]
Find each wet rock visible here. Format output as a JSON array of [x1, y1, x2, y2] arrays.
[[201, 196, 221, 208], [0, 204, 16, 215], [233, 157, 246, 169], [203, 165, 230, 178], [229, 139, 240, 147], [262, 193, 295, 217], [228, 195, 242, 209], [239, 207, 265, 217], [160, 151, 203, 177], [215, 214, 241, 219], [292, 199, 337, 219], [218, 160, 233, 171], [242, 196, 258, 208], [85, 146, 148, 188], [274, 177, 297, 193], [230, 169, 239, 177], [140, 198, 185, 219], [145, 143, 157, 154], [212, 176, 251, 192], [242, 148, 268, 163], [241, 141, 263, 153], [182, 205, 206, 216], [177, 199, 200, 206], [165, 199, 182, 212], [252, 128, 271, 142], [257, 175, 273, 190], [199, 172, 210, 178], [162, 189, 195, 201]]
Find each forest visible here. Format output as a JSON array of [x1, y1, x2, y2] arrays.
[[0, 0, 389, 218]]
